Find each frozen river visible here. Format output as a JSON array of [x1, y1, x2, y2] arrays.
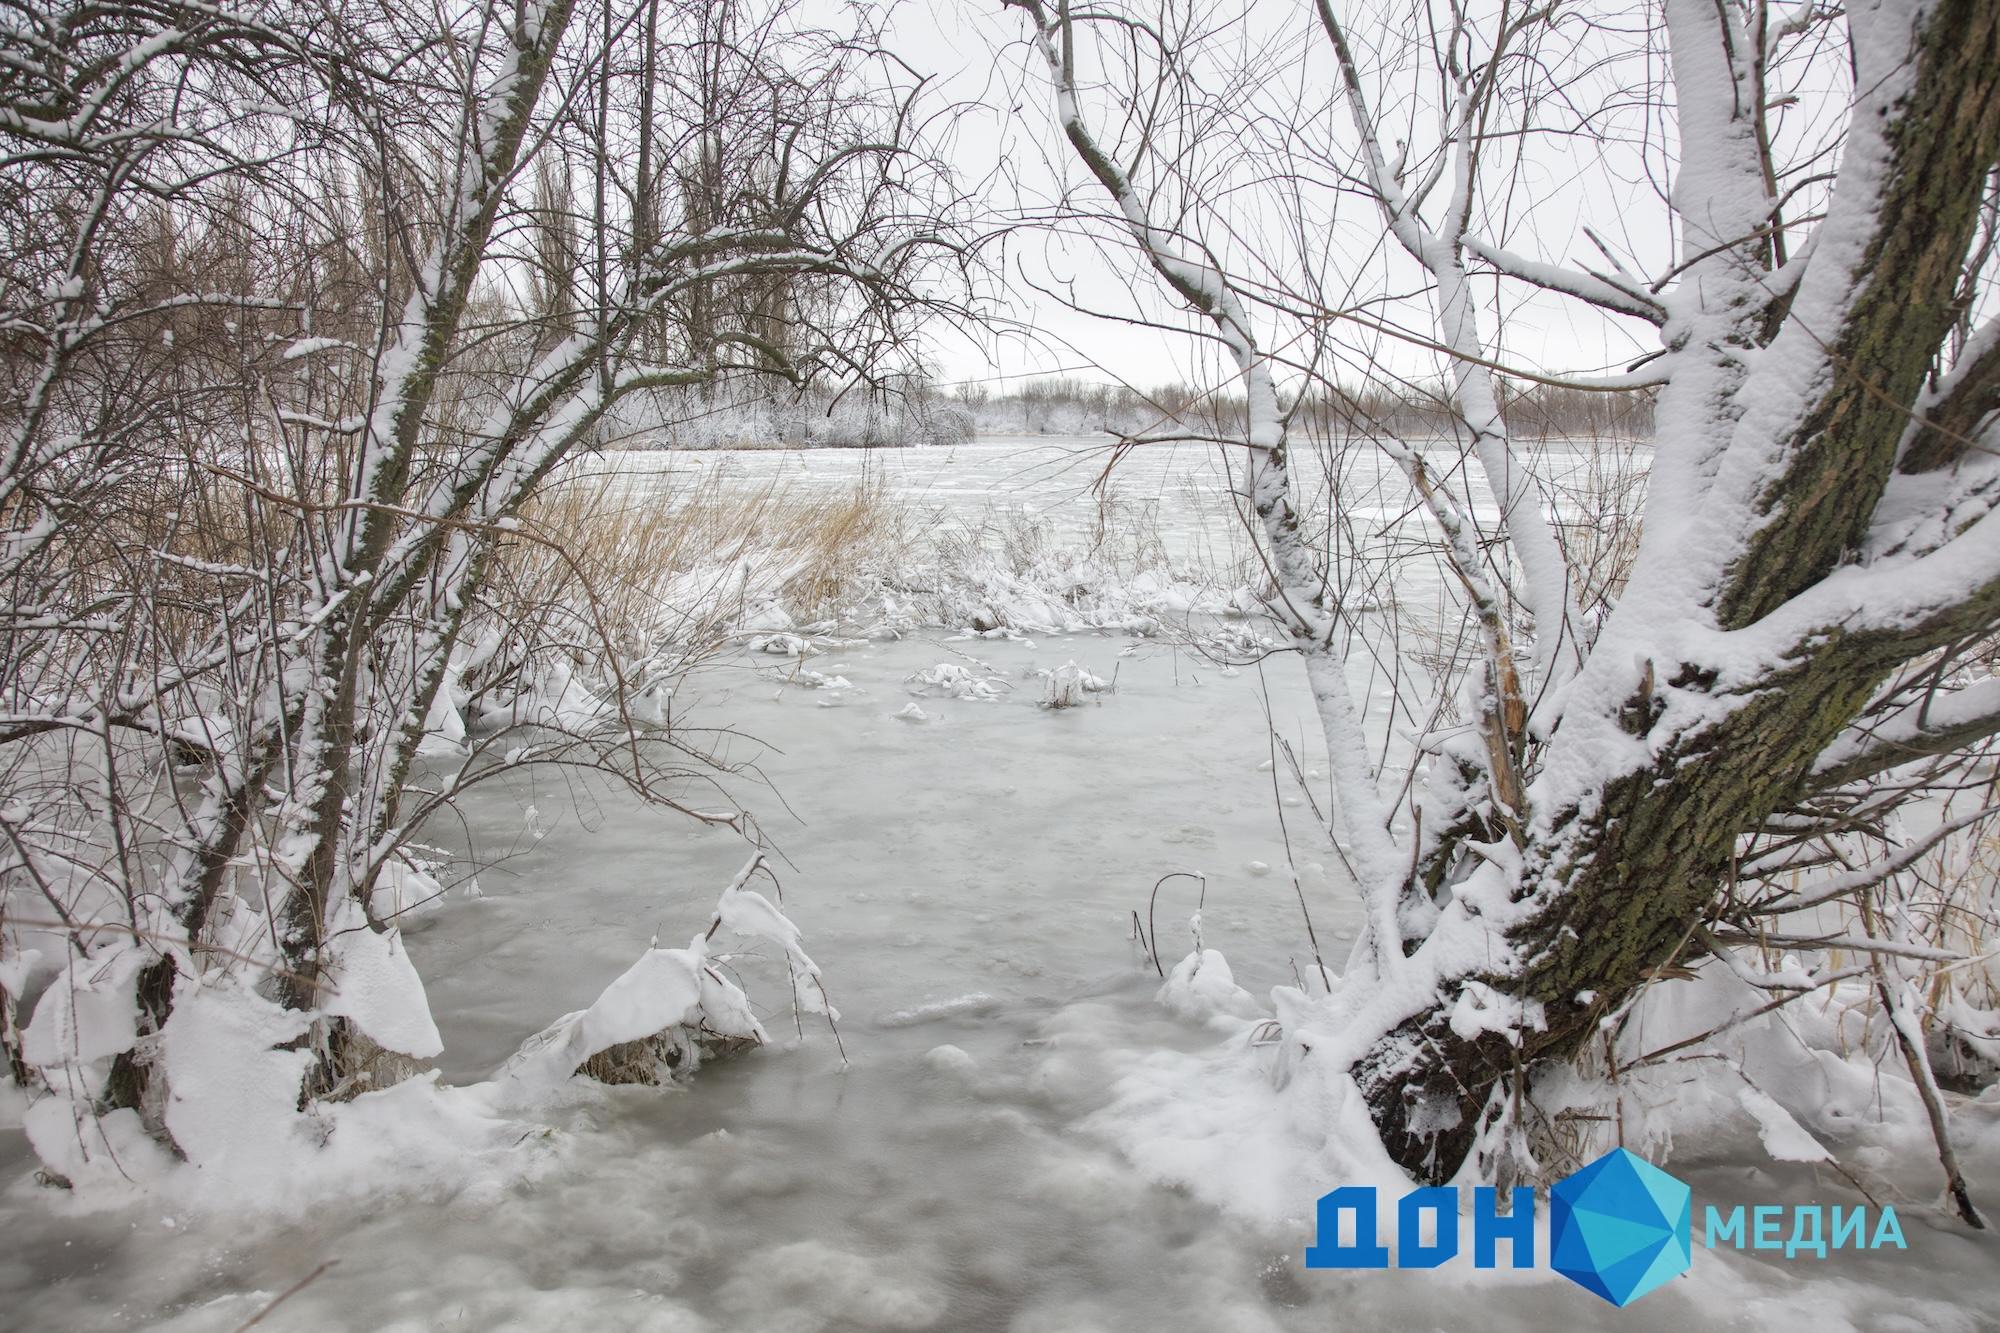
[[3, 627, 1368, 1332], [3, 437, 1995, 1333]]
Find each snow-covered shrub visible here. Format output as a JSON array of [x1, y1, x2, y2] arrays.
[[1038, 662, 1109, 709], [495, 856, 833, 1102]]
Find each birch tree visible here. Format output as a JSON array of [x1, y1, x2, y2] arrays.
[[1004, 0, 2000, 1214]]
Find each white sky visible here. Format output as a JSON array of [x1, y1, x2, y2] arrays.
[[873, 0, 1687, 396]]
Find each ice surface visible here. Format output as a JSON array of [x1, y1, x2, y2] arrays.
[[0, 629, 1369, 1328], [876, 993, 1005, 1028]]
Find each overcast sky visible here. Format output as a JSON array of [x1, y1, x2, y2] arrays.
[[872, 0, 1678, 396]]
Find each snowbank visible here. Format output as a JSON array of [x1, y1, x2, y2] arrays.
[[7, 857, 829, 1215]]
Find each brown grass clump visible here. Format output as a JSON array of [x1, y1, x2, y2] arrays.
[[498, 465, 906, 649]]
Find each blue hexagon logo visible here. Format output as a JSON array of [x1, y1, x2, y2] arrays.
[[1549, 1148, 1692, 1306]]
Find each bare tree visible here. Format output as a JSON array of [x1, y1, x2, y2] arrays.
[[1003, 0, 2000, 1215], [0, 0, 967, 1176]]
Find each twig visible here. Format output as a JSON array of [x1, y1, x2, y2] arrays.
[[1146, 871, 1204, 978], [233, 1259, 338, 1332]]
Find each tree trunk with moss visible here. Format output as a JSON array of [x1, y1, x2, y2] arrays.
[[1357, 0, 2000, 1182], [1010, 0, 2000, 1208]]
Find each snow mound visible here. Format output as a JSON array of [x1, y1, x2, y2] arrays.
[[739, 602, 794, 634], [493, 938, 763, 1103], [749, 632, 819, 657], [494, 856, 830, 1102], [21, 944, 148, 1068], [923, 1043, 977, 1076], [1038, 661, 1108, 709], [1159, 949, 1263, 1023], [905, 662, 1003, 700], [157, 978, 316, 1182], [368, 855, 449, 924], [321, 895, 444, 1059], [24, 1100, 174, 1192], [1736, 1085, 1831, 1162], [787, 669, 854, 692], [1081, 1031, 1410, 1228]]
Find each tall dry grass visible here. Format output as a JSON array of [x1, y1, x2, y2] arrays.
[[497, 466, 908, 652]]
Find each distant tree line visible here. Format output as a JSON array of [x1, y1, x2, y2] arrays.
[[945, 376, 1654, 440]]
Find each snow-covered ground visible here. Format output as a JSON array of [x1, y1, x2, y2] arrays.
[[3, 440, 1996, 1331], [575, 432, 1636, 566]]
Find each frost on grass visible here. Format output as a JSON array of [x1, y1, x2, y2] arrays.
[[361, 471, 1273, 756]]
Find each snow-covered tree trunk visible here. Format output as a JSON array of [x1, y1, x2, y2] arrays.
[[1010, 0, 2000, 1208], [1350, 0, 2000, 1186]]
